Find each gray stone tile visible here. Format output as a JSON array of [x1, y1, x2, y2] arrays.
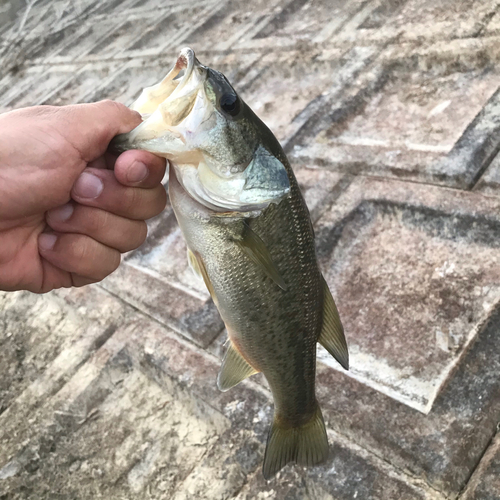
[[315, 303, 500, 496], [48, 15, 128, 62], [292, 164, 347, 223], [84, 60, 176, 105], [0, 68, 44, 112], [114, 1, 222, 58], [85, 16, 165, 59], [0, 286, 129, 463], [461, 433, 500, 500], [100, 262, 224, 348], [40, 63, 123, 105], [309, 179, 500, 495], [2, 66, 78, 109], [239, 0, 368, 49], [235, 434, 440, 500], [287, 39, 500, 187], [238, 50, 347, 143], [182, 0, 284, 52], [0, 315, 229, 499], [99, 312, 443, 500], [485, 8, 500, 35], [355, 0, 498, 42], [475, 152, 500, 198]]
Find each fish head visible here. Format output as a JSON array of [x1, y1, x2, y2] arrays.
[[112, 47, 290, 213]]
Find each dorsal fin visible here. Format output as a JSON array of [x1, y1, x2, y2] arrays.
[[217, 342, 258, 392], [318, 277, 349, 370], [234, 221, 287, 291]]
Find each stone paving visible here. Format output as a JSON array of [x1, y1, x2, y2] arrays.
[[1, 0, 500, 498]]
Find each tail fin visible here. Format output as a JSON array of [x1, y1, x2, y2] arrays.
[[262, 404, 329, 479]]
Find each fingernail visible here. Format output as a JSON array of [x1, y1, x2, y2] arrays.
[[47, 203, 74, 222], [127, 161, 148, 183], [39, 233, 57, 251], [73, 172, 104, 199]]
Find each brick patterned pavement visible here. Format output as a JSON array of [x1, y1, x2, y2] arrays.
[[1, 0, 500, 498]]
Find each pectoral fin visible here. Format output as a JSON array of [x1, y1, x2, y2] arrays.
[[319, 277, 349, 370], [217, 342, 258, 392], [235, 222, 287, 291], [188, 250, 217, 302], [187, 248, 202, 279]]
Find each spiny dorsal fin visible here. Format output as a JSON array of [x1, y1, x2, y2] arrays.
[[234, 221, 287, 291], [319, 276, 349, 370], [217, 342, 258, 392], [262, 403, 329, 480]]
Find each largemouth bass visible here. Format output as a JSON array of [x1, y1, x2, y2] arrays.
[[112, 48, 348, 479]]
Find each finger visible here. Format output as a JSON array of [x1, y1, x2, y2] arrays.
[[71, 275, 98, 287], [71, 168, 167, 220], [113, 149, 167, 188], [38, 232, 121, 281], [39, 259, 100, 292], [46, 203, 148, 252], [63, 100, 142, 161]]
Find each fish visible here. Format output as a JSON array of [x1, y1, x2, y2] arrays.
[[112, 47, 348, 479]]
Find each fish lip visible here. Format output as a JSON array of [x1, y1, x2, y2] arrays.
[[174, 47, 199, 91], [176, 47, 195, 71]]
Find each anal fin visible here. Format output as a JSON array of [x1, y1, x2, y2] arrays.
[[217, 342, 258, 392], [319, 276, 349, 370]]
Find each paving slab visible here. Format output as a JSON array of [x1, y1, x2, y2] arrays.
[[287, 39, 500, 187], [315, 176, 500, 412], [475, 151, 500, 198], [460, 432, 500, 500]]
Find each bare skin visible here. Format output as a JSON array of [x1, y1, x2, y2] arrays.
[[0, 100, 167, 293]]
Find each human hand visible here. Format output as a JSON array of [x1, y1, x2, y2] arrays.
[[0, 101, 167, 293]]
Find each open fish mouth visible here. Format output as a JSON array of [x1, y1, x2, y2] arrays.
[[130, 47, 200, 117], [111, 47, 291, 214]]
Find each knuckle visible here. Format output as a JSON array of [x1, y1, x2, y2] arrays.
[[93, 209, 111, 234], [123, 187, 144, 218], [67, 234, 90, 263], [100, 99, 125, 113]]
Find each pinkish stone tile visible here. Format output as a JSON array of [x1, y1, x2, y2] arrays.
[[315, 176, 500, 412]]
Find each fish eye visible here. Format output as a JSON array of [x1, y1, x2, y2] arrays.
[[220, 93, 240, 116]]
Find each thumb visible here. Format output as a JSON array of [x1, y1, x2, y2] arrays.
[[61, 100, 142, 161]]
